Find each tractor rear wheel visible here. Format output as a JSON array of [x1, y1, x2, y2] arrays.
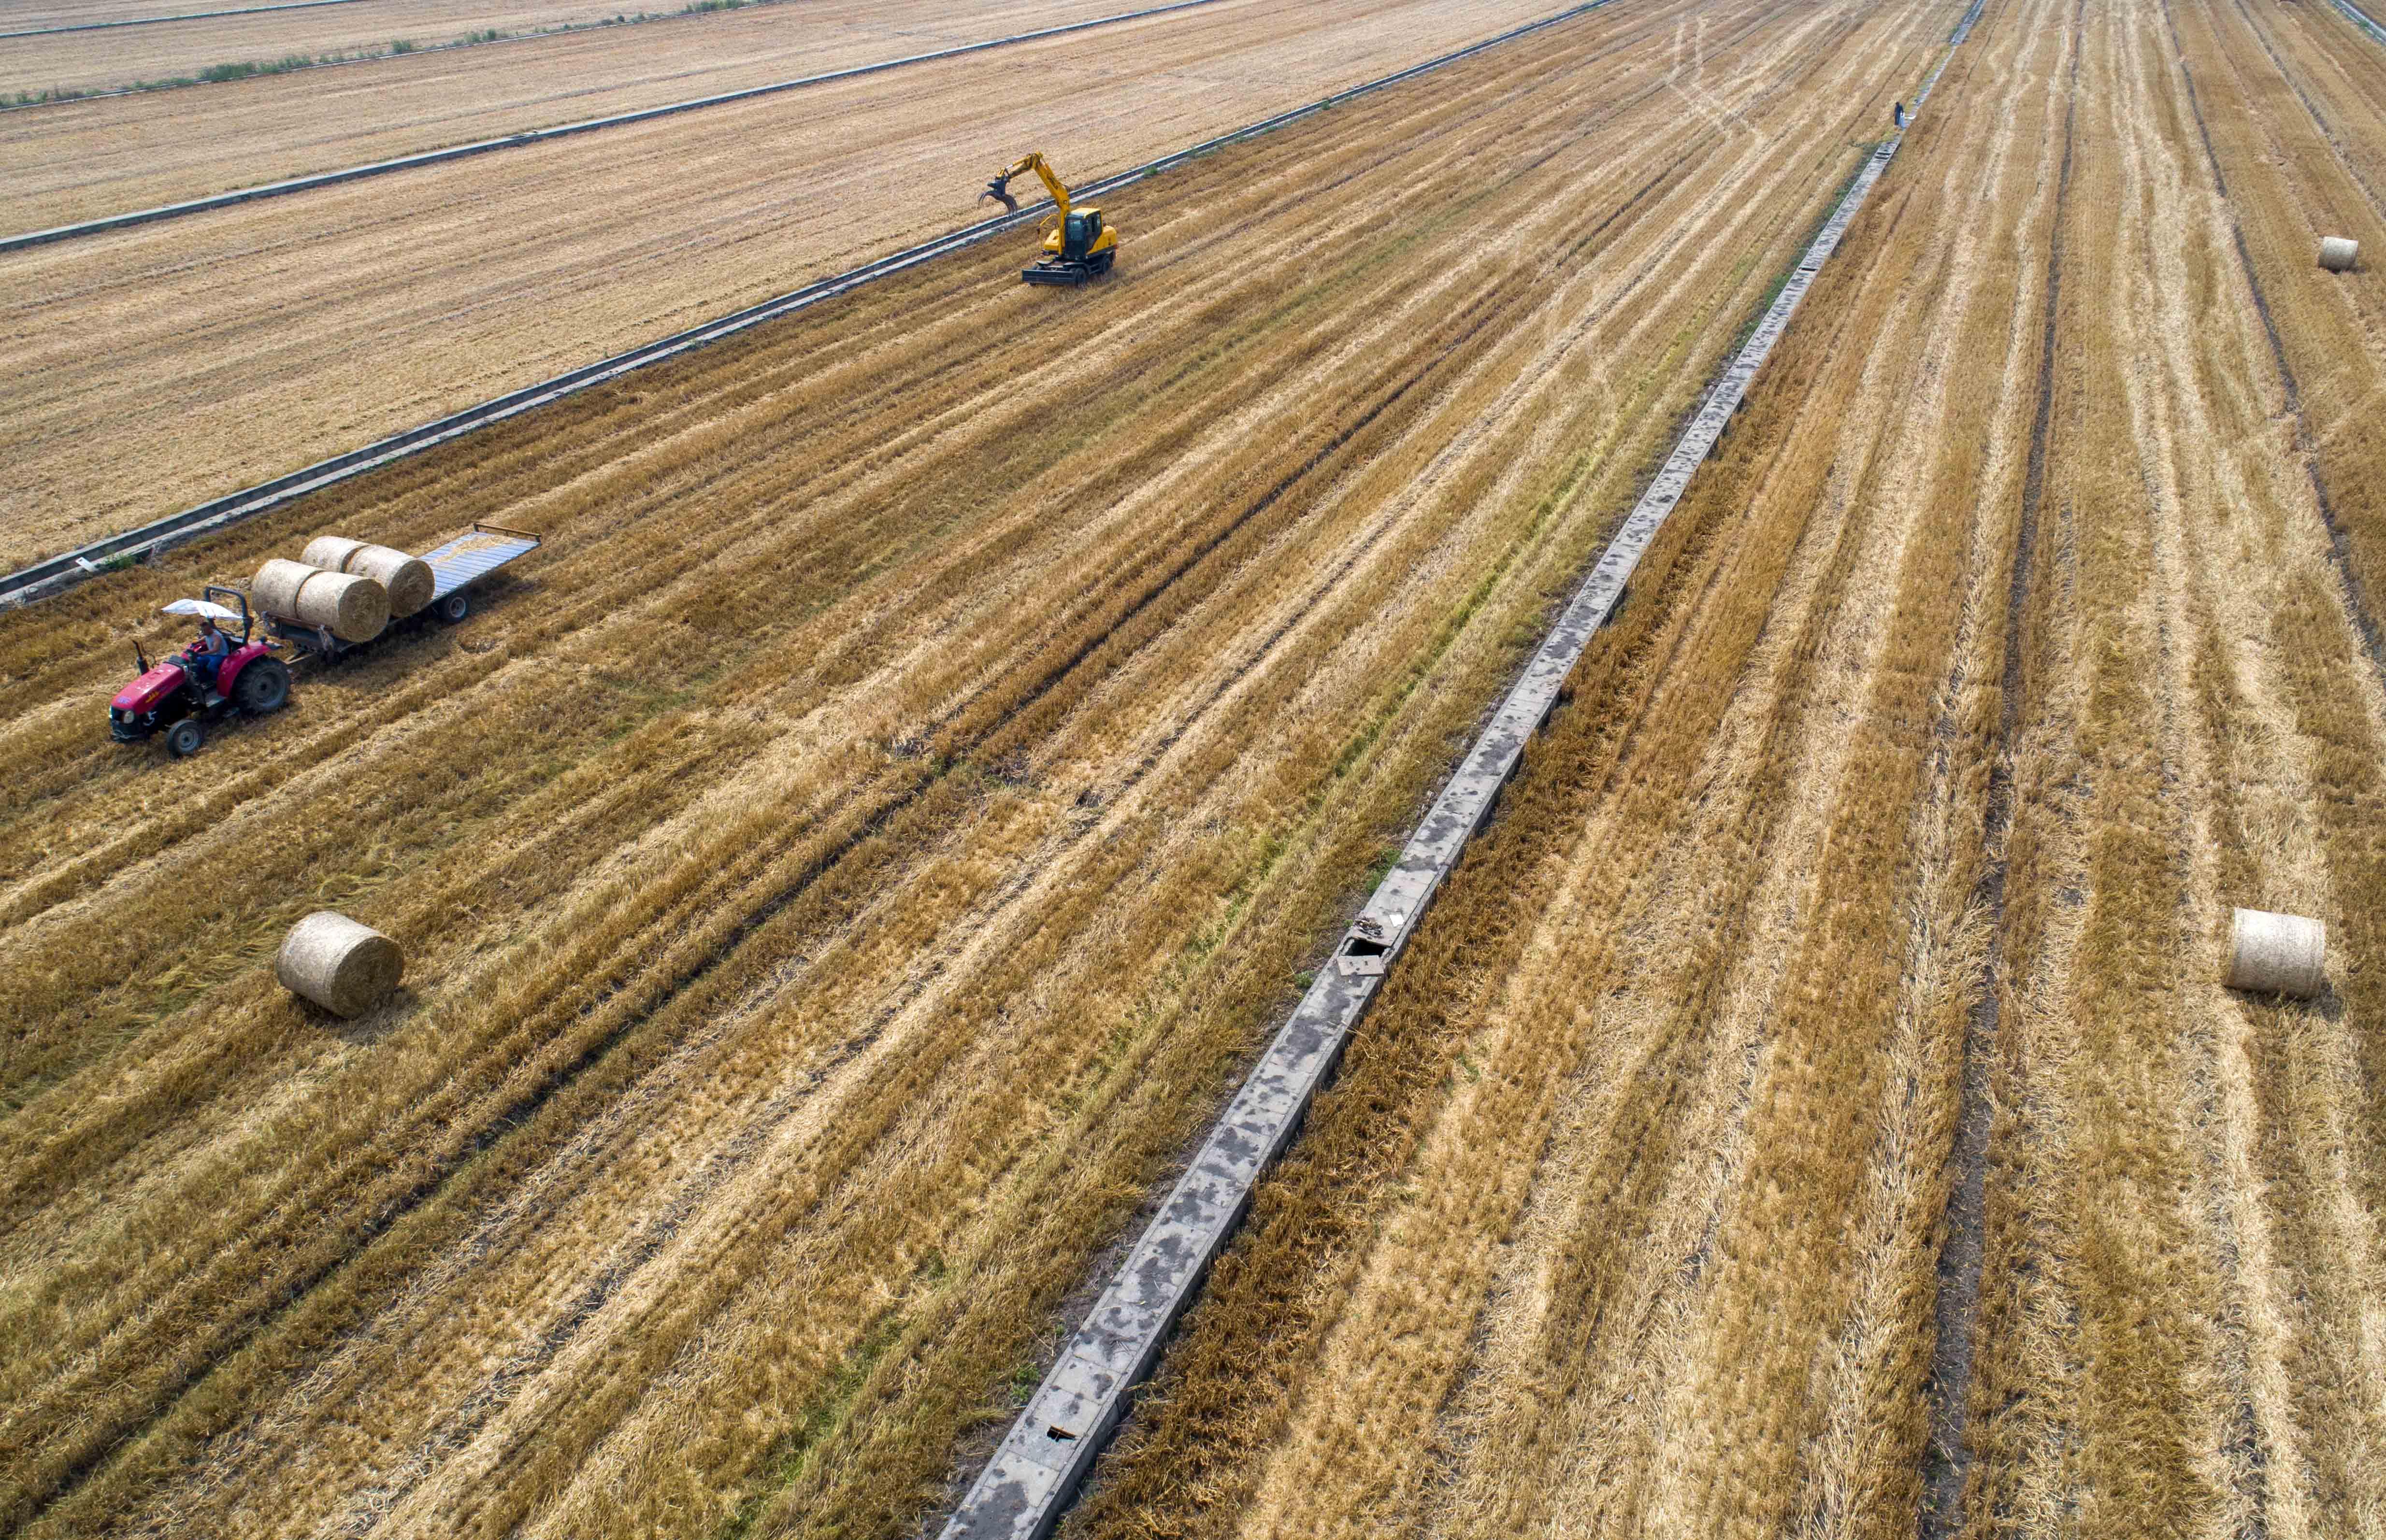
[[234, 656, 291, 714], [165, 719, 204, 757]]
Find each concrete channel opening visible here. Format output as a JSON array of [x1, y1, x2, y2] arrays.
[[1337, 934, 1393, 977]]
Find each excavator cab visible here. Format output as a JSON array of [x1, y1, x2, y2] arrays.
[[1053, 207, 1108, 260], [981, 152, 1118, 285], [1027, 203, 1114, 285]]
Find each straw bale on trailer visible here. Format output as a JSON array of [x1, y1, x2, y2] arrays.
[[253, 557, 389, 642], [2320, 236, 2360, 271], [304, 536, 436, 617], [302, 535, 370, 573], [251, 557, 319, 619], [345, 545, 436, 618], [2225, 906, 2327, 998], [276, 911, 404, 1017]]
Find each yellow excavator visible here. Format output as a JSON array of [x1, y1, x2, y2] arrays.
[[979, 152, 1118, 285]]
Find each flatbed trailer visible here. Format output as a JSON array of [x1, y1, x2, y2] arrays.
[[267, 523, 541, 659]]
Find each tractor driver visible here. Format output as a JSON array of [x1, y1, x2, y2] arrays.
[[189, 616, 232, 687]]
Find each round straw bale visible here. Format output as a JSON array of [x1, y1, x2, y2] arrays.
[[2320, 236, 2359, 272], [302, 535, 371, 573], [258, 564, 389, 642], [340, 543, 436, 617], [2226, 907, 2327, 998], [252, 557, 322, 620], [276, 911, 403, 1018]]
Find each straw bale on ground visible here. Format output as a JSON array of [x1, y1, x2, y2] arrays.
[[275, 912, 404, 1018], [2226, 906, 2327, 998]]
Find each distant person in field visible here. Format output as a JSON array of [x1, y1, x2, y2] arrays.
[[1894, 101, 1906, 128], [191, 616, 230, 686]]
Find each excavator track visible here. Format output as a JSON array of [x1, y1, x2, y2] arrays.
[[1022, 252, 1116, 285]]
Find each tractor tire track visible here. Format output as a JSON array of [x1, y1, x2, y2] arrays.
[[1916, 2, 2079, 1531]]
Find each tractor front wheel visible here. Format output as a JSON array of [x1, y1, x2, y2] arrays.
[[234, 656, 291, 714], [165, 719, 204, 758]]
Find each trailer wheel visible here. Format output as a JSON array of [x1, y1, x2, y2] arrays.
[[164, 719, 204, 758], [435, 592, 469, 623]]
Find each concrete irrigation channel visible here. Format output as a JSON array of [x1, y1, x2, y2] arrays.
[[0, 0, 1230, 251], [0, 0, 1630, 607], [941, 4, 1985, 1533]]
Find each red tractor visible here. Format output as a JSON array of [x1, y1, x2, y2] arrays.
[[109, 588, 292, 756]]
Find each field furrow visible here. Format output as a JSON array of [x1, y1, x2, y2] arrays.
[[1964, 0, 2386, 1531]]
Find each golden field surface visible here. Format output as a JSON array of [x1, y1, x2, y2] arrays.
[[0, 0, 1148, 143], [1063, 0, 2386, 1533], [1, 0, 675, 97], [0, 0, 1576, 572], [5, 0, 606, 36], [0, 0, 1961, 1533]]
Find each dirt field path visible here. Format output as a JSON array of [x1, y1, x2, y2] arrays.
[[0, 0, 1573, 571], [1056, 0, 2386, 1534], [0, 0, 1958, 1535]]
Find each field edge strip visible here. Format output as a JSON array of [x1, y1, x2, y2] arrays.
[[0, 0, 833, 115], [0, 0, 1633, 609], [2323, 0, 2386, 46], [0, 0, 365, 39], [936, 5, 1986, 1537], [0, 0, 1227, 249]]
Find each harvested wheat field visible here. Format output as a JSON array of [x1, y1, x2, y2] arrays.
[[6, 0, 614, 41], [0, 0, 685, 100], [0, 0, 1162, 165], [14, 0, 2386, 1529], [0, 0, 1965, 1533], [1058, 0, 2386, 1533], [0, 0, 1582, 571]]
